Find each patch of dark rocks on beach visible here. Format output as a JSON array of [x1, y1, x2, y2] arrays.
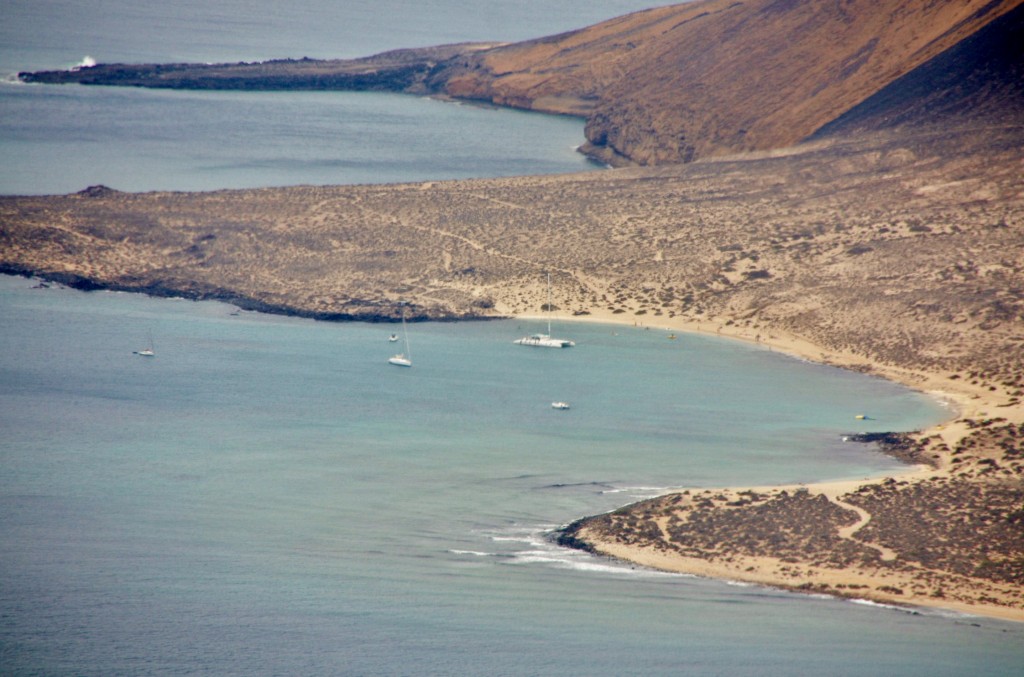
[[843, 431, 937, 467], [553, 519, 601, 555], [30, 270, 107, 292]]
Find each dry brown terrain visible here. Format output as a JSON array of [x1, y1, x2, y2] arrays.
[[433, 0, 1023, 164], [4, 0, 1024, 622]]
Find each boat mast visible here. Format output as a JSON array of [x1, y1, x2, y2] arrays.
[[546, 272, 552, 335], [402, 309, 411, 361]]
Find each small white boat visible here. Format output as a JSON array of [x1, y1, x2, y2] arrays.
[[388, 334, 400, 342], [388, 306, 412, 367], [551, 401, 570, 410], [388, 355, 412, 367], [133, 332, 155, 357]]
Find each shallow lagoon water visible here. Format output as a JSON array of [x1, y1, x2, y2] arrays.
[[3, 276, 1022, 675]]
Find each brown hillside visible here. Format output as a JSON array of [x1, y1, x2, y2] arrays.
[[812, 1, 1024, 137], [433, 0, 1022, 165]]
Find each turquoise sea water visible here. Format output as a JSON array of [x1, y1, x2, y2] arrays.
[[3, 275, 1023, 675]]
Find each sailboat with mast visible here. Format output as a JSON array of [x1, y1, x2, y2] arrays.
[[388, 304, 412, 367], [133, 331, 155, 357], [514, 273, 575, 348]]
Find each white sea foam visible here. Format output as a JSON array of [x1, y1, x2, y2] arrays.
[[601, 485, 681, 498], [512, 545, 688, 579], [484, 523, 689, 579], [849, 598, 917, 614], [925, 390, 960, 414], [448, 549, 493, 557], [489, 533, 537, 544]]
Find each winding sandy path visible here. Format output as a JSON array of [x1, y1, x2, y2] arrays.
[[831, 497, 899, 562]]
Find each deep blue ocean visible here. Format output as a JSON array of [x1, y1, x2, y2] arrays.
[[2, 2, 1023, 675]]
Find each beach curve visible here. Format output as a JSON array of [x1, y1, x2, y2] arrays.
[[548, 309, 1024, 623]]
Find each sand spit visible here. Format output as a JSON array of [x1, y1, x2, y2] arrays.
[[556, 314, 1024, 622]]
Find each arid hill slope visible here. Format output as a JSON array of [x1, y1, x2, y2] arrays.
[[431, 0, 1022, 164], [812, 1, 1024, 138]]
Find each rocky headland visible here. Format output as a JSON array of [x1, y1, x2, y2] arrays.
[[5, 0, 1024, 620], [19, 43, 501, 96]]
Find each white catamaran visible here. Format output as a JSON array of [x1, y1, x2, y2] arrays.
[[514, 273, 575, 348], [388, 306, 412, 367]]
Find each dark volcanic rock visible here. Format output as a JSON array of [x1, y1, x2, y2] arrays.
[[553, 519, 600, 554], [19, 44, 497, 94]]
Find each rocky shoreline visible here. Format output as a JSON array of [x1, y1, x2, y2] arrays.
[[0, 263, 495, 324]]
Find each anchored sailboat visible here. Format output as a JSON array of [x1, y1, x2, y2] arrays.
[[388, 305, 412, 367], [133, 331, 155, 357], [514, 273, 575, 348]]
